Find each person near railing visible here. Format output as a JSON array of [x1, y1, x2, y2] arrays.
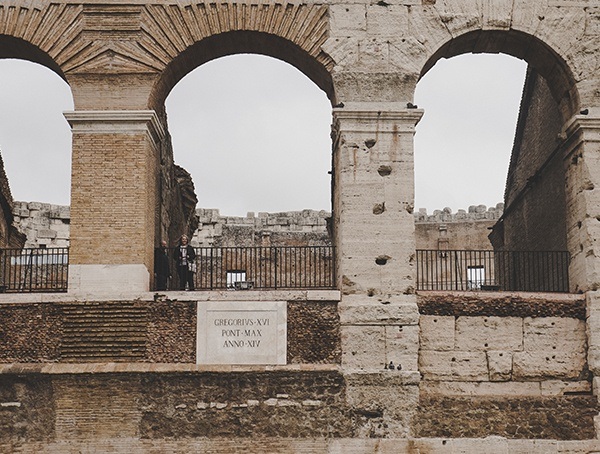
[[173, 234, 196, 291], [154, 240, 171, 291]]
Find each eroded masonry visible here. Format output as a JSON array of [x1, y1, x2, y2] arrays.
[[2, 1, 600, 452]]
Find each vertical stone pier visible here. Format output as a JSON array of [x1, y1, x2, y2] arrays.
[[332, 102, 423, 436], [65, 111, 164, 293]]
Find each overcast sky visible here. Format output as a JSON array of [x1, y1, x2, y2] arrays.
[[0, 53, 527, 216]]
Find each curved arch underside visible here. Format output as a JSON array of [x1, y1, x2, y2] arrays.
[[421, 29, 579, 121], [0, 2, 585, 119]]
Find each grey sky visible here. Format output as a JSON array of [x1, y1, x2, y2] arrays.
[[0, 53, 527, 216]]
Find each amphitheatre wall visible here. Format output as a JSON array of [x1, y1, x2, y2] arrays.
[[2, 0, 600, 451], [12, 202, 502, 251]]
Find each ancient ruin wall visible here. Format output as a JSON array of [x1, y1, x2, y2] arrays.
[[13, 203, 502, 251], [491, 68, 567, 252]]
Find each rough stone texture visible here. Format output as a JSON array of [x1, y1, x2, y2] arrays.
[[146, 300, 197, 363], [4, 0, 600, 448], [287, 301, 341, 364], [418, 293, 586, 319], [455, 316, 523, 352], [138, 371, 353, 438], [345, 372, 420, 438], [0, 374, 54, 442], [414, 396, 599, 440], [0, 304, 61, 362], [419, 315, 455, 350], [0, 152, 25, 249], [419, 294, 588, 383], [13, 202, 70, 249]]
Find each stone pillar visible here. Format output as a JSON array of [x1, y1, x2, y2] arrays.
[[563, 112, 600, 294], [332, 102, 423, 371], [332, 102, 423, 437], [64, 111, 164, 293]]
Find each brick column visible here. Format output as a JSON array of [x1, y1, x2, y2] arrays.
[[332, 102, 423, 373], [64, 111, 164, 293]]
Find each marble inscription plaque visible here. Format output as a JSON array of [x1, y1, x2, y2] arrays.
[[197, 301, 286, 365]]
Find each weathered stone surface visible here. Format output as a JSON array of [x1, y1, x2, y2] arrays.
[[339, 298, 419, 325], [421, 381, 542, 397], [418, 293, 586, 319], [341, 325, 386, 371], [487, 351, 513, 381], [513, 351, 587, 380], [414, 395, 599, 440], [0, 304, 61, 363], [419, 351, 489, 381], [345, 372, 419, 438], [287, 301, 341, 364], [513, 317, 587, 379], [419, 315, 455, 351], [455, 316, 523, 351], [385, 325, 419, 370]]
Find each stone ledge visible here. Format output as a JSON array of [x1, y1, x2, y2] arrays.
[[340, 298, 419, 325], [421, 380, 592, 397], [12, 438, 600, 453], [0, 363, 341, 375], [344, 371, 421, 386], [0, 289, 341, 305]]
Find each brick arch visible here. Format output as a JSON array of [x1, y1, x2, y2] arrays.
[[0, 2, 82, 79], [0, 35, 66, 81], [420, 29, 579, 122], [143, 3, 335, 109]]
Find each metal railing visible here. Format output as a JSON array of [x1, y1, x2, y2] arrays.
[[164, 246, 335, 291], [0, 247, 69, 293], [416, 249, 570, 293]]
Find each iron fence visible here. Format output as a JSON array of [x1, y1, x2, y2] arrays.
[[163, 246, 336, 291], [416, 249, 570, 293], [0, 247, 69, 293]]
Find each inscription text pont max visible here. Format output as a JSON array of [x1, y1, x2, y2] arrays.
[[216, 317, 270, 348]]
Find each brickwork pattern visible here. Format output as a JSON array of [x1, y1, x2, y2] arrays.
[[69, 132, 157, 268], [498, 69, 567, 252], [0, 300, 341, 365]]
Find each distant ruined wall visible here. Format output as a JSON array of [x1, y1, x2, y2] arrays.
[[0, 153, 25, 249], [13, 204, 503, 251], [415, 204, 503, 251]]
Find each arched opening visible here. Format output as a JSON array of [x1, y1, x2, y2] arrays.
[[415, 30, 577, 292], [415, 53, 527, 213], [165, 54, 331, 216], [0, 37, 73, 249], [152, 32, 334, 290], [0, 59, 73, 206]]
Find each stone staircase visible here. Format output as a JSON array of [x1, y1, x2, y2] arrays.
[[60, 301, 148, 362]]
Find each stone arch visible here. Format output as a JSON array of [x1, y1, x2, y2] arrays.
[[420, 29, 579, 122], [416, 28, 578, 290], [0, 2, 83, 80], [142, 2, 335, 109]]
